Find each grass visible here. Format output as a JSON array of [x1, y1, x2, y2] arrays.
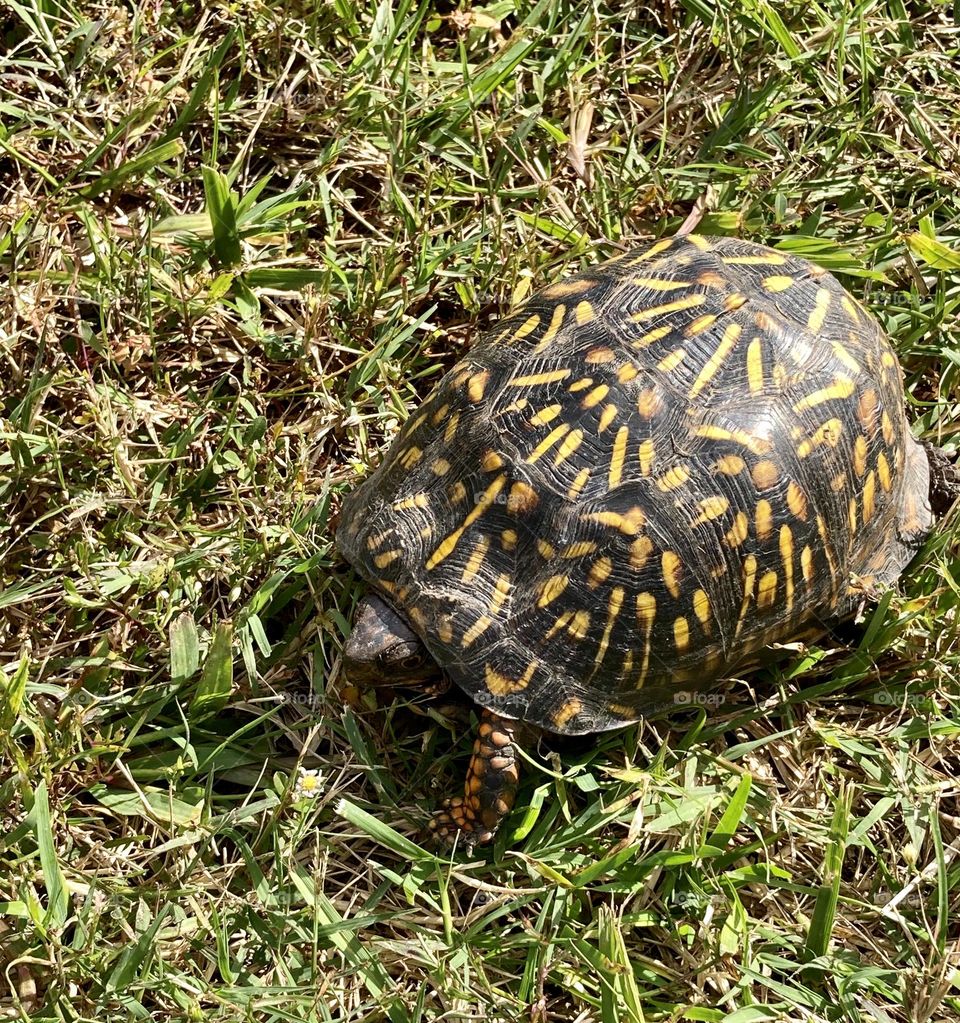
[[2, 0, 960, 1020]]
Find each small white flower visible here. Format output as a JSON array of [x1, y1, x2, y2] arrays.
[[295, 768, 324, 800]]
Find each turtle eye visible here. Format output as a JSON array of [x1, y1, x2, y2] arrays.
[[399, 652, 427, 672]]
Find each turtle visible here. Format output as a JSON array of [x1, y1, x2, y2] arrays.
[[336, 233, 946, 847]]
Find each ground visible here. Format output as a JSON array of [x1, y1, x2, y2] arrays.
[[2, 2, 960, 1021]]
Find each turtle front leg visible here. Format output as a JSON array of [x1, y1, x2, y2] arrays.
[[430, 709, 520, 847]]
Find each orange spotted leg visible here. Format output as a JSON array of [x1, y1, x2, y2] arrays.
[[430, 709, 520, 846]]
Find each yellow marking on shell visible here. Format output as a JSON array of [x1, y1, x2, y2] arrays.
[[755, 499, 773, 540], [689, 322, 743, 399], [542, 277, 594, 298], [431, 403, 450, 425], [484, 659, 537, 696], [858, 389, 878, 434], [427, 474, 507, 569], [530, 403, 563, 426], [877, 452, 891, 491], [398, 446, 423, 469], [634, 591, 656, 688], [489, 573, 512, 613], [586, 347, 614, 364], [537, 574, 569, 608], [816, 514, 838, 582], [632, 324, 674, 348], [588, 556, 613, 589], [746, 337, 765, 393], [694, 423, 772, 455], [881, 350, 896, 368], [373, 549, 400, 569], [786, 481, 808, 520], [752, 460, 779, 490], [762, 275, 795, 293], [831, 472, 847, 492], [685, 234, 712, 250], [575, 300, 595, 325], [617, 362, 639, 383], [662, 551, 682, 598], [500, 529, 517, 551], [632, 237, 675, 261], [532, 302, 567, 353], [431, 457, 451, 476], [629, 535, 653, 569], [686, 313, 718, 337], [598, 404, 619, 432], [848, 497, 857, 532], [593, 586, 625, 668], [722, 252, 787, 266], [437, 618, 454, 644], [726, 511, 750, 547], [792, 375, 856, 413], [468, 371, 489, 402], [692, 589, 711, 626], [462, 615, 494, 648], [698, 270, 726, 287], [656, 465, 690, 492], [512, 313, 541, 343], [796, 418, 843, 457], [638, 438, 655, 476], [511, 368, 572, 387], [610, 426, 629, 487], [562, 541, 598, 558], [831, 341, 861, 375], [552, 698, 583, 729], [853, 435, 868, 476], [545, 610, 574, 640], [482, 450, 504, 471], [673, 616, 690, 652], [637, 388, 663, 418], [757, 570, 778, 609], [586, 507, 646, 534], [507, 481, 539, 515], [693, 496, 730, 525], [807, 288, 832, 333], [536, 539, 555, 560], [841, 295, 861, 322], [444, 410, 461, 445], [582, 383, 610, 409], [632, 276, 690, 291], [736, 555, 758, 636], [449, 481, 468, 505], [724, 292, 748, 311], [630, 293, 707, 322], [657, 347, 687, 372], [801, 545, 814, 585], [863, 470, 876, 523], [407, 607, 426, 630], [553, 428, 584, 466], [881, 410, 894, 445], [780, 524, 795, 613], [713, 454, 746, 475], [568, 467, 591, 499], [500, 397, 529, 415], [526, 422, 571, 463], [568, 377, 594, 393], [568, 610, 591, 640], [393, 493, 429, 511], [366, 531, 391, 550]]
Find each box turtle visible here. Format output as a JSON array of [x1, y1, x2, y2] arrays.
[[337, 234, 941, 846]]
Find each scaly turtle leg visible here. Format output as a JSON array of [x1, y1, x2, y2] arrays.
[[924, 442, 960, 518], [430, 709, 521, 847]]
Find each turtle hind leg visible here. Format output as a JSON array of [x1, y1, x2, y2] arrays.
[[923, 442, 960, 518], [429, 709, 521, 848]]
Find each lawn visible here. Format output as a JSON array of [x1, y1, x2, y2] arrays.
[[2, 1, 960, 1020]]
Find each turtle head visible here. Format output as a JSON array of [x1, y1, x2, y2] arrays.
[[343, 593, 439, 688]]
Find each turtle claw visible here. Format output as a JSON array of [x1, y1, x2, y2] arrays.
[[427, 796, 494, 850]]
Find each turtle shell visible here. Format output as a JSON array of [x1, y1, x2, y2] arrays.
[[337, 235, 933, 735]]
